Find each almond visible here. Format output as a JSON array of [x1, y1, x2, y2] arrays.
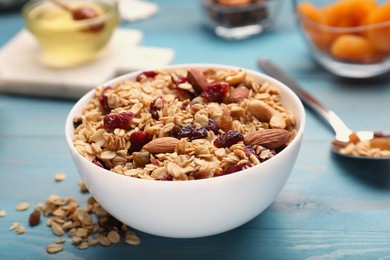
[[186, 68, 208, 94], [229, 86, 249, 103], [370, 137, 390, 151], [244, 129, 292, 149], [143, 137, 179, 153]]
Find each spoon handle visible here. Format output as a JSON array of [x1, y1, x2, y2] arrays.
[[258, 59, 352, 141]]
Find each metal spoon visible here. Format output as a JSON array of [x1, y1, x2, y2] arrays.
[[258, 59, 390, 160]]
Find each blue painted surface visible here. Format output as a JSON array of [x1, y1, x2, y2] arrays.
[[1, 0, 390, 259]]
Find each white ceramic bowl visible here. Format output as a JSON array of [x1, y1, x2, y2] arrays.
[[65, 64, 305, 238]]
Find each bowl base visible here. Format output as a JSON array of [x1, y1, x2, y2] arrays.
[[213, 24, 265, 40]]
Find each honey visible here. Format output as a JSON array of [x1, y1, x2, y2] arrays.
[[23, 0, 119, 68]]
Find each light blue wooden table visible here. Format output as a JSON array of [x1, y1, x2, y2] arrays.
[[1, 1, 390, 259]]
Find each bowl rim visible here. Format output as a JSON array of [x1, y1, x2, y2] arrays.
[[294, 1, 390, 33], [65, 63, 305, 186]]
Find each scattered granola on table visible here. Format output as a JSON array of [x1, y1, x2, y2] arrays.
[[73, 67, 297, 180], [42, 193, 140, 252]]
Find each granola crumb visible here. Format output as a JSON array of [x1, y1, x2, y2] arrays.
[[9, 222, 20, 231], [46, 244, 64, 254], [54, 172, 66, 182], [78, 179, 89, 193], [56, 237, 66, 244], [16, 202, 29, 211], [0, 210, 6, 217], [125, 230, 141, 245], [16, 225, 25, 235]]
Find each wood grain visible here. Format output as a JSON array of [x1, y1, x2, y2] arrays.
[[1, 0, 390, 259]]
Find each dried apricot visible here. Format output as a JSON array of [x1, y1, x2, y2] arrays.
[[322, 1, 355, 27], [344, 0, 377, 26], [298, 2, 333, 51], [367, 1, 390, 53], [297, 2, 324, 24], [330, 34, 381, 63]]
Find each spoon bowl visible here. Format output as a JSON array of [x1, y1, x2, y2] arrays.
[[259, 59, 390, 160]]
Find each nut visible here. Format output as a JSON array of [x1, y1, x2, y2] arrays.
[[269, 114, 286, 129], [229, 86, 249, 103], [225, 71, 246, 85], [370, 137, 390, 150], [244, 129, 292, 149], [186, 68, 208, 94], [248, 100, 274, 123], [143, 137, 179, 153]]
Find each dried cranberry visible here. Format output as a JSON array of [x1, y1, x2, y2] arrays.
[[136, 71, 157, 82], [150, 96, 165, 120], [103, 112, 134, 131], [92, 158, 105, 168], [205, 118, 219, 134], [222, 162, 252, 175], [159, 173, 173, 181], [170, 124, 208, 141], [201, 81, 229, 103], [214, 130, 244, 148], [98, 86, 113, 114], [129, 131, 152, 153]]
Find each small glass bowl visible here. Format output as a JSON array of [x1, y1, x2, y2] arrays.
[[294, 0, 390, 78], [202, 0, 281, 40], [22, 0, 120, 68]]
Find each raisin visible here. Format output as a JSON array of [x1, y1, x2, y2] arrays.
[[150, 96, 165, 120], [129, 131, 152, 153], [136, 71, 157, 82], [222, 162, 252, 175], [29, 209, 41, 227], [205, 118, 219, 134], [103, 112, 134, 131], [214, 130, 244, 148], [201, 81, 229, 103], [98, 86, 113, 114], [73, 117, 83, 128], [99, 215, 123, 233], [170, 124, 208, 141]]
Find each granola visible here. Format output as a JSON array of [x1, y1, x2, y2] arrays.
[[73, 67, 297, 180]]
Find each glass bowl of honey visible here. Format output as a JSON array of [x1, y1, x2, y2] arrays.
[[22, 0, 120, 68]]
